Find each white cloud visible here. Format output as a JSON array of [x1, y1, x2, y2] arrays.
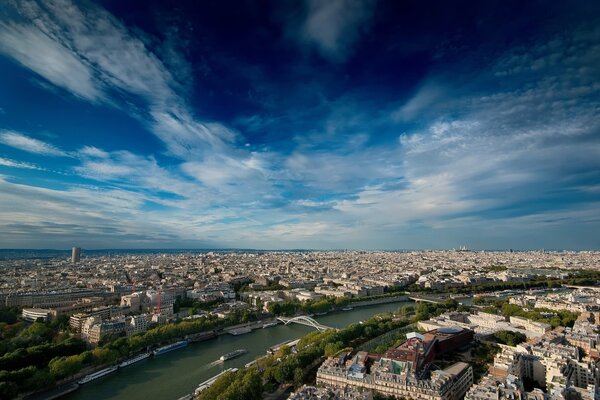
[[392, 84, 444, 122], [78, 146, 109, 158], [75, 149, 203, 201], [299, 0, 375, 61], [0, 131, 67, 156], [0, 157, 43, 170], [0, 21, 101, 101], [0, 0, 238, 164]]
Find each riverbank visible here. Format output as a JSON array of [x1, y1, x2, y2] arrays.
[[348, 294, 408, 308], [62, 300, 415, 400], [22, 295, 412, 400]]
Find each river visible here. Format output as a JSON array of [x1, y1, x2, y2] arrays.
[[64, 300, 414, 400]]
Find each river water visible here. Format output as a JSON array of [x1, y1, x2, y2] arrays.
[[64, 300, 414, 400]]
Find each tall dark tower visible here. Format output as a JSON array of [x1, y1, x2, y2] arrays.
[[71, 247, 81, 263]]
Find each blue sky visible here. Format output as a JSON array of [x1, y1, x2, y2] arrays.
[[0, 0, 599, 250]]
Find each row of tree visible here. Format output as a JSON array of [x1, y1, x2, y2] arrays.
[[407, 269, 600, 295]]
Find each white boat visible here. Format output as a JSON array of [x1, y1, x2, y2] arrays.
[[152, 340, 188, 356], [262, 322, 278, 328], [119, 352, 150, 368], [219, 349, 248, 361], [78, 366, 118, 384]]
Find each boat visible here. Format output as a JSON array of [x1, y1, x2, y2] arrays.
[[228, 327, 252, 336], [185, 331, 216, 342], [152, 340, 188, 356], [119, 352, 150, 368], [315, 312, 327, 316], [262, 322, 278, 328], [78, 366, 118, 384], [219, 349, 248, 361], [341, 307, 353, 311]]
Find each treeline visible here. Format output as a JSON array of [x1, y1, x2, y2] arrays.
[[473, 298, 578, 328], [407, 270, 600, 295], [46, 310, 264, 385], [266, 292, 409, 317], [562, 270, 600, 286], [196, 368, 262, 400], [0, 336, 86, 371], [0, 320, 85, 399], [266, 296, 350, 316], [173, 297, 224, 314], [406, 277, 561, 295], [0, 309, 259, 399], [501, 302, 578, 328]]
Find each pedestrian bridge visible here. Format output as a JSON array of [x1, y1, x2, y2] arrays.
[[276, 316, 334, 331], [407, 296, 446, 304]]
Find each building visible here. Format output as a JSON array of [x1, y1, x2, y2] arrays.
[[419, 311, 551, 339], [21, 307, 51, 322], [71, 247, 81, 263], [127, 314, 149, 335], [4, 288, 110, 308], [317, 329, 474, 400], [68, 306, 122, 333], [288, 385, 373, 400], [82, 316, 127, 344], [120, 292, 143, 312], [509, 316, 551, 335], [468, 329, 600, 400]]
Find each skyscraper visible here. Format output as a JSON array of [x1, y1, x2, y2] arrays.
[[71, 247, 81, 263]]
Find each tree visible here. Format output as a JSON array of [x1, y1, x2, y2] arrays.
[[26, 369, 54, 390], [0, 308, 19, 324], [494, 330, 526, 346], [48, 355, 83, 379], [444, 299, 459, 310], [0, 381, 18, 399], [324, 341, 343, 357], [293, 368, 304, 387], [274, 345, 291, 359], [398, 305, 414, 315]]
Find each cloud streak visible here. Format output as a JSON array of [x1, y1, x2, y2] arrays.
[[0, 131, 68, 156]]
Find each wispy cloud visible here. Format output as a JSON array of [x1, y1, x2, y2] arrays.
[[288, 0, 376, 62], [0, 131, 68, 156], [0, 157, 43, 170], [0, 0, 237, 162], [0, 21, 102, 101]]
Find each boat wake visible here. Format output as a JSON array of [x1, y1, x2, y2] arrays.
[[201, 360, 222, 370]]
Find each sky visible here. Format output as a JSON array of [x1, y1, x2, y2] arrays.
[[0, 0, 599, 250]]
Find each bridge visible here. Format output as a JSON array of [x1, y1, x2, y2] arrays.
[[276, 316, 334, 331], [407, 296, 447, 304]]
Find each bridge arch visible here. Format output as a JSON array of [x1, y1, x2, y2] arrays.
[[276, 315, 333, 331]]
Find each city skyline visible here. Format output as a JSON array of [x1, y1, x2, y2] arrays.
[[0, 0, 599, 250]]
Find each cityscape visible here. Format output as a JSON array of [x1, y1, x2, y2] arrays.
[[1, 1, 599, 400], [1, 249, 600, 400]]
